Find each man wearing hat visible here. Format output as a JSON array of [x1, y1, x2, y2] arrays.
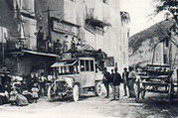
[[112, 67, 122, 100], [103, 68, 111, 98]]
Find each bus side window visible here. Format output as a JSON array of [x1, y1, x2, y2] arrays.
[[69, 66, 74, 73], [86, 60, 89, 71], [80, 60, 85, 72], [96, 65, 98, 73], [90, 60, 94, 71], [76, 65, 80, 73], [58, 67, 62, 74]]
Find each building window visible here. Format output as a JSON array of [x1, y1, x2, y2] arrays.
[[90, 60, 94, 71], [163, 54, 168, 64], [86, 60, 89, 71], [103, 0, 108, 3], [80, 60, 85, 72], [165, 38, 169, 47]]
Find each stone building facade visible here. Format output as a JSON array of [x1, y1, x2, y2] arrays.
[[36, 0, 129, 72], [0, 0, 59, 76], [0, 0, 129, 75], [129, 37, 164, 66], [0, 0, 37, 50], [129, 20, 177, 67]]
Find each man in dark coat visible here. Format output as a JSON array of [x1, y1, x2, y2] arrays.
[[110, 69, 114, 84], [4, 74, 12, 93], [0, 75, 9, 104], [112, 68, 122, 100], [122, 68, 129, 96], [0, 76, 5, 93], [103, 68, 111, 98]]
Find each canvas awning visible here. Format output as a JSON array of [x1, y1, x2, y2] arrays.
[[51, 60, 78, 68], [22, 50, 59, 58], [10, 49, 60, 58]]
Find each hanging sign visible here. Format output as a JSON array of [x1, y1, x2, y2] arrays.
[[52, 20, 78, 36]]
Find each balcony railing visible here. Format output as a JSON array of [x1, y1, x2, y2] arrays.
[[86, 8, 110, 28]]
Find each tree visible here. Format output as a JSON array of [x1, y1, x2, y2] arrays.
[[155, 0, 178, 67], [155, 0, 178, 24], [154, 0, 178, 35]]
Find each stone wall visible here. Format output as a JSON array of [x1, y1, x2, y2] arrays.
[[129, 37, 164, 66]]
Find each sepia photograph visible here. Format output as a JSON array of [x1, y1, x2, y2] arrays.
[[0, 0, 178, 118]]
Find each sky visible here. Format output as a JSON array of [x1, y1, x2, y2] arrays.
[[120, 0, 165, 36]]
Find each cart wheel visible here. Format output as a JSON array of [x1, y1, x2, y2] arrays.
[[73, 84, 80, 102], [47, 85, 55, 101], [134, 80, 141, 100], [168, 83, 174, 103], [95, 81, 104, 96], [0, 98, 3, 105]]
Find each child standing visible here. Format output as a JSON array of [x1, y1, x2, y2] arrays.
[[9, 87, 18, 105], [31, 83, 39, 103]]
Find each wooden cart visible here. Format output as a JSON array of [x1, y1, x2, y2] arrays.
[[134, 64, 177, 103]]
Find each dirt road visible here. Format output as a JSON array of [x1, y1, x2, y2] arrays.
[[1, 86, 178, 118]]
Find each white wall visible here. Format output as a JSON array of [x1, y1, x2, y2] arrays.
[[75, 0, 127, 73], [22, 0, 35, 15], [129, 37, 164, 66], [36, 0, 129, 73], [0, 27, 8, 43], [64, 0, 77, 24], [22, 16, 37, 50]]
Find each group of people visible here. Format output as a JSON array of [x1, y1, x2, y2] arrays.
[[0, 72, 52, 106], [0, 66, 138, 105], [103, 66, 138, 100]]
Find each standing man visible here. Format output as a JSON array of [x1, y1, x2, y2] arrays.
[[103, 68, 111, 98], [39, 73, 46, 96], [128, 66, 136, 98], [4, 73, 11, 93], [110, 69, 114, 85], [36, 26, 44, 51], [112, 68, 122, 100], [122, 68, 129, 96]]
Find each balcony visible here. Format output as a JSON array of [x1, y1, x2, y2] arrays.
[[85, 8, 111, 34], [85, 18, 110, 29], [86, 7, 110, 27]]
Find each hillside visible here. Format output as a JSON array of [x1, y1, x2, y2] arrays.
[[129, 19, 175, 56]]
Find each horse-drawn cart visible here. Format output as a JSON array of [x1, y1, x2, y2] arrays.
[[135, 64, 177, 103]]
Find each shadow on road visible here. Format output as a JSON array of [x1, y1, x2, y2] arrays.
[[139, 95, 178, 118], [48, 94, 96, 103], [80, 95, 96, 100]]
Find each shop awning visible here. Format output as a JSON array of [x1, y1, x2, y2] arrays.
[[22, 50, 59, 58], [10, 49, 60, 58], [51, 60, 78, 68]]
